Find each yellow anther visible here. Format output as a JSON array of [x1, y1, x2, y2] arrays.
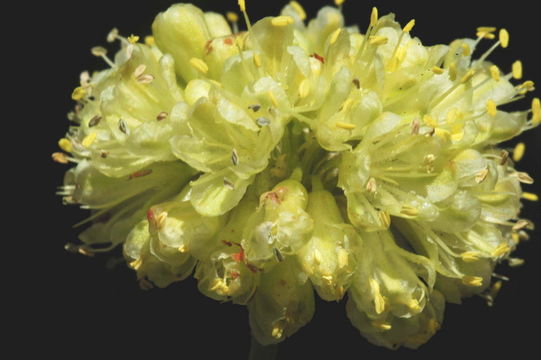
[[52, 152, 69, 164], [489, 65, 501, 81], [492, 244, 511, 257], [372, 321, 392, 331], [369, 278, 385, 314], [513, 142, 526, 162], [409, 299, 422, 312], [226, 11, 239, 23], [462, 276, 483, 287], [271, 15, 294, 27], [378, 211, 391, 228], [290, 1, 307, 20], [522, 192, 539, 201], [432, 66, 445, 75], [91, 46, 107, 57], [299, 79, 310, 98], [403, 19, 415, 33], [460, 251, 481, 263], [190, 57, 209, 74], [435, 128, 451, 140], [511, 232, 520, 244], [486, 99, 498, 117], [82, 132, 97, 148], [58, 138, 73, 153], [129, 258, 142, 270], [71, 86, 86, 101], [369, 36, 388, 46], [253, 53, 262, 68], [268, 91, 279, 107], [366, 177, 377, 193], [335, 0, 345, 6], [238, 0, 246, 12], [449, 63, 457, 81], [370, 7, 378, 27], [461, 43, 471, 56], [531, 97, 540, 125], [144, 36, 155, 46], [512, 60, 523, 79], [330, 28, 342, 44], [337, 248, 349, 268], [336, 122, 356, 130], [475, 167, 489, 183], [127, 34, 140, 44], [490, 280, 503, 298], [178, 245, 187, 253], [451, 131, 464, 142], [460, 69, 475, 83], [400, 205, 419, 217], [313, 249, 322, 264], [272, 324, 284, 339], [477, 26, 496, 33], [423, 114, 437, 127], [499, 28, 509, 48], [476, 31, 496, 39]]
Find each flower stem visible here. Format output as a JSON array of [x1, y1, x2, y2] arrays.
[[248, 335, 278, 360]]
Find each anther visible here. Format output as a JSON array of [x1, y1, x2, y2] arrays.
[[460, 251, 481, 263], [134, 64, 147, 78], [532, 98, 540, 125], [119, 119, 128, 134], [490, 65, 501, 81], [248, 104, 261, 112], [88, 115, 102, 127], [432, 66, 445, 75], [369, 36, 388, 46], [403, 19, 415, 33], [475, 167, 489, 183], [400, 205, 419, 217], [127, 34, 140, 44], [492, 244, 511, 257], [290, 1, 307, 20], [226, 11, 239, 23], [107, 28, 119, 43], [91, 46, 107, 57], [522, 192, 539, 201], [514, 171, 534, 184], [157, 112, 168, 121], [329, 28, 342, 45], [231, 148, 239, 166], [58, 138, 73, 152], [256, 117, 271, 126], [336, 122, 356, 130], [136, 74, 154, 84], [71, 87, 86, 101], [499, 28, 509, 48], [190, 57, 209, 75], [271, 16, 294, 27], [460, 69, 475, 83], [223, 178, 235, 190], [366, 177, 377, 193], [253, 53, 262, 67], [299, 79, 311, 98], [144, 36, 155, 46], [352, 78, 361, 89], [52, 152, 69, 164], [82, 133, 97, 148], [462, 276, 483, 287], [512, 60, 523, 79], [128, 169, 153, 180], [513, 142, 525, 162], [370, 7, 378, 27], [486, 99, 497, 117]]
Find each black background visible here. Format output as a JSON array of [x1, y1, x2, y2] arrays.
[[22, 0, 541, 358]]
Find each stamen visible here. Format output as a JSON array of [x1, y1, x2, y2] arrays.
[[400, 205, 419, 217], [508, 258, 525, 267], [329, 28, 342, 45], [369, 36, 388, 46], [522, 192, 539, 201], [71, 87, 86, 101], [52, 152, 69, 164], [370, 7, 378, 27], [58, 138, 73, 152], [238, 0, 252, 29], [514, 171, 534, 184], [336, 122, 356, 130], [82, 133, 97, 148], [476, 31, 496, 40], [366, 177, 377, 193], [156, 111, 168, 121], [372, 321, 392, 331], [462, 276, 483, 287], [190, 57, 209, 75], [492, 244, 511, 257], [512, 60, 523, 79], [136, 74, 154, 84], [290, 1, 307, 20], [486, 99, 497, 117], [127, 34, 140, 44], [460, 69, 475, 83], [475, 167, 489, 183], [403, 19, 415, 33], [253, 53, 262, 67], [500, 149, 509, 165], [299, 79, 311, 98], [224, 178, 235, 190], [335, 0, 345, 6], [378, 211, 391, 229], [513, 142, 525, 162], [107, 28, 119, 43], [499, 28, 509, 48], [512, 219, 530, 231], [226, 11, 239, 23], [432, 66, 445, 75], [119, 119, 128, 134], [134, 64, 147, 78], [490, 65, 501, 81], [144, 36, 155, 46], [88, 115, 102, 127], [477, 26, 496, 34], [231, 148, 239, 165], [532, 97, 540, 125], [271, 16, 294, 27], [449, 62, 457, 81], [460, 251, 481, 263], [91, 46, 115, 67]]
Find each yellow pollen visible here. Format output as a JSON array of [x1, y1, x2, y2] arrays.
[[128, 34, 140, 44], [271, 16, 294, 27], [190, 58, 209, 74], [532, 97, 540, 125], [460, 69, 475, 83], [432, 66, 445, 75], [369, 36, 388, 46], [460, 251, 481, 263], [290, 1, 307, 20], [71, 86, 86, 101], [489, 65, 501, 81], [336, 122, 356, 130], [461, 43, 471, 56], [82, 132, 97, 148], [372, 321, 392, 331], [477, 31, 496, 39], [226, 11, 239, 23], [129, 258, 142, 270], [403, 19, 415, 33], [370, 7, 378, 27], [271, 324, 284, 339], [330, 28, 342, 44], [144, 36, 155, 46], [253, 53, 262, 68], [462, 276, 483, 287], [238, 0, 246, 12], [499, 28, 509, 48], [486, 99, 497, 117], [335, 0, 345, 6], [522, 192, 539, 202], [435, 128, 451, 140], [492, 244, 511, 257], [477, 26, 496, 33], [449, 63, 457, 81], [513, 142, 526, 162], [400, 205, 419, 217], [512, 60, 523, 79], [58, 138, 73, 153], [299, 79, 310, 98]]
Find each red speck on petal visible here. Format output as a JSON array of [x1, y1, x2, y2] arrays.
[[146, 208, 155, 223], [128, 169, 153, 180], [232, 249, 245, 263], [311, 53, 325, 64], [230, 271, 240, 280], [224, 37, 234, 45]]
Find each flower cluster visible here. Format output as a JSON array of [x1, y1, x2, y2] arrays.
[[55, 0, 538, 349]]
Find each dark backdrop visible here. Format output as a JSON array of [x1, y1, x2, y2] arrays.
[[27, 0, 540, 358]]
